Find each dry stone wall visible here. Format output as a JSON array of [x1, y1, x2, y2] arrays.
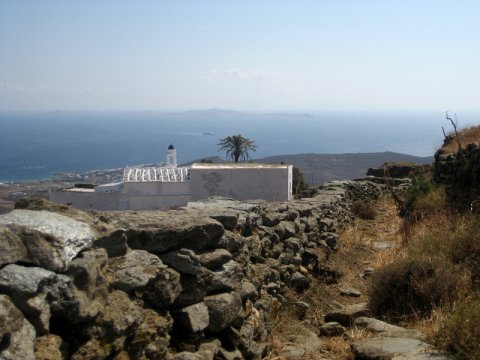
[[0, 180, 384, 359], [434, 142, 480, 207]]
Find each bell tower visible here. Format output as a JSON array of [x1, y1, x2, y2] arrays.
[[166, 144, 177, 168]]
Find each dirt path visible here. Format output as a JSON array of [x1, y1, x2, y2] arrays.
[[268, 196, 403, 359]]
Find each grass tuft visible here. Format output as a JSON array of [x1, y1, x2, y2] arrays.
[[351, 200, 377, 220]]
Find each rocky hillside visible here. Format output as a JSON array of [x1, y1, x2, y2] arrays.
[[435, 135, 480, 208], [0, 179, 395, 359]]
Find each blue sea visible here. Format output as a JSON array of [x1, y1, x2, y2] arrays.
[[0, 110, 477, 182]]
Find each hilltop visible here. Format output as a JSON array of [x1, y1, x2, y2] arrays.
[[185, 151, 433, 185]]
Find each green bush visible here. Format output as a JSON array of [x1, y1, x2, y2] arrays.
[[351, 200, 377, 220], [435, 295, 480, 359], [368, 256, 464, 320]]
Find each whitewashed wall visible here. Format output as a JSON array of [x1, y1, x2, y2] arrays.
[[190, 164, 292, 202]]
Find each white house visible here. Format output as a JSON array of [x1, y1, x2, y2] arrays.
[[50, 145, 293, 210]]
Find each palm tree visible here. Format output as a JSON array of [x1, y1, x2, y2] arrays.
[[218, 134, 257, 163]]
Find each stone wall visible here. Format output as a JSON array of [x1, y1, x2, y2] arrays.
[[0, 180, 384, 359], [434, 142, 480, 207]]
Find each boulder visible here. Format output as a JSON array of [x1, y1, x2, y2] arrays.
[[319, 322, 346, 337], [117, 211, 224, 254], [217, 230, 245, 254], [240, 281, 259, 301], [0, 317, 36, 360], [204, 292, 243, 332], [173, 302, 210, 333], [290, 271, 310, 292], [206, 260, 244, 293], [197, 249, 232, 269], [58, 248, 109, 321], [0, 295, 24, 345], [354, 317, 424, 339], [109, 250, 182, 308], [0, 210, 97, 272], [175, 274, 208, 306], [160, 249, 204, 275], [324, 303, 369, 326], [351, 336, 449, 359], [0, 227, 27, 267], [0, 264, 56, 334]]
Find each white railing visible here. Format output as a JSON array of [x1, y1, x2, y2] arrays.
[[123, 167, 191, 182]]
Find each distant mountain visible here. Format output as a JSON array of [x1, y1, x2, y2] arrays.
[[182, 151, 433, 185], [258, 152, 433, 185], [171, 108, 313, 119]]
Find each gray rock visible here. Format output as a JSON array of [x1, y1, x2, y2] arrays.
[[173, 302, 210, 333], [175, 274, 208, 306], [324, 303, 369, 326], [205, 292, 243, 332], [109, 250, 166, 292], [207, 260, 244, 293], [354, 317, 424, 339], [320, 322, 346, 336], [291, 271, 310, 292], [59, 248, 108, 321], [217, 230, 245, 254], [109, 250, 182, 307], [196, 339, 222, 360], [197, 249, 232, 269], [351, 336, 450, 359], [0, 264, 56, 297], [284, 237, 302, 253], [240, 281, 258, 301], [121, 211, 225, 254], [243, 342, 268, 360], [339, 287, 362, 297], [0, 250, 108, 332], [279, 221, 297, 239], [0, 265, 56, 334], [0, 295, 24, 344], [0, 317, 36, 360], [160, 248, 204, 275], [217, 347, 243, 360], [0, 227, 27, 267], [0, 209, 97, 272], [261, 212, 282, 227]]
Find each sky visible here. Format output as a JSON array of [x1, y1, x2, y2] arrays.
[[0, 0, 479, 113]]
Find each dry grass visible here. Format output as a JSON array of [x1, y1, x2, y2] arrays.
[[441, 125, 480, 153], [267, 196, 406, 359]]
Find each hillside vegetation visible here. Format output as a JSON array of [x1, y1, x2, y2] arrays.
[[368, 125, 480, 359]]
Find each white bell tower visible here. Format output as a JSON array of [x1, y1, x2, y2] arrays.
[[166, 144, 177, 168]]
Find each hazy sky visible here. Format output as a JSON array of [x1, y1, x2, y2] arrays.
[[0, 1, 479, 112]]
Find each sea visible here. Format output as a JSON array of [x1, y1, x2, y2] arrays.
[[0, 110, 477, 182]]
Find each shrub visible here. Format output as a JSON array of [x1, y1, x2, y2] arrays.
[[368, 256, 465, 320], [351, 200, 377, 220], [447, 216, 480, 286], [435, 295, 480, 359]]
